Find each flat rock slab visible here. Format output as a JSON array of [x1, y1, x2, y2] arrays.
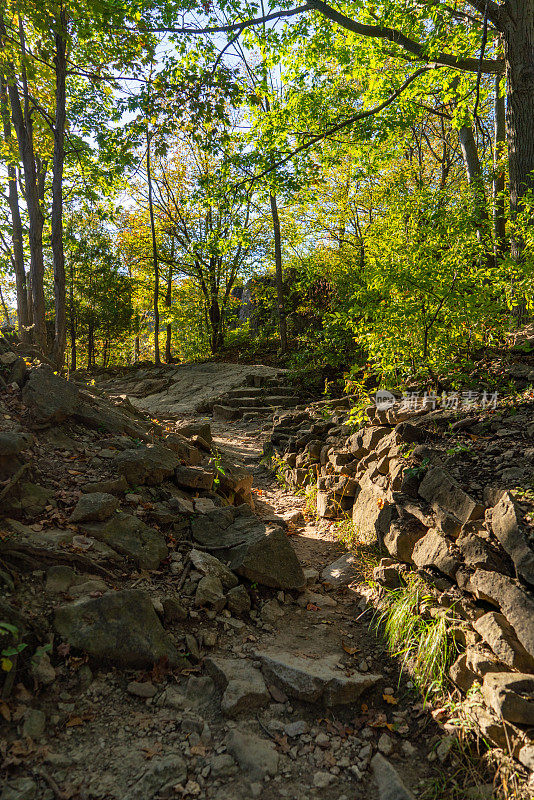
[[225, 729, 279, 781], [371, 753, 415, 800], [255, 650, 381, 706], [127, 362, 284, 416], [321, 553, 358, 586], [81, 513, 167, 570], [54, 589, 183, 668], [205, 657, 269, 717]]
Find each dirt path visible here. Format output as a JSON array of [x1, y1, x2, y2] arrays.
[[2, 409, 456, 800]]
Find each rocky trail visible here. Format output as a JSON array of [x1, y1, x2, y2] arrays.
[[1, 342, 532, 799]]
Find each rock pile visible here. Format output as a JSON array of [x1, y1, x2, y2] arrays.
[[266, 394, 534, 772], [0, 333, 305, 675]]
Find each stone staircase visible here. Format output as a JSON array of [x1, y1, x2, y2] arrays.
[[205, 377, 310, 423]]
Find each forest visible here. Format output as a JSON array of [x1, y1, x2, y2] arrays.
[[3, 4, 534, 799], [1, 0, 532, 389]]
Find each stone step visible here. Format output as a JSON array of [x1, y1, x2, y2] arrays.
[[222, 395, 300, 409], [226, 386, 299, 399]]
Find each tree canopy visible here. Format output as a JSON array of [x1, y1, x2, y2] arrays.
[[0, 0, 532, 389]]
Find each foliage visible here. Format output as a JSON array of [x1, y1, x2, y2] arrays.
[[374, 575, 457, 698]]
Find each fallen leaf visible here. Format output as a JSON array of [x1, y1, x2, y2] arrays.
[[66, 716, 84, 727], [189, 744, 207, 757], [383, 693, 398, 705], [142, 743, 163, 759], [342, 640, 359, 655]]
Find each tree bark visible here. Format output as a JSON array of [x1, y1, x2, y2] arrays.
[[146, 126, 160, 365], [165, 265, 172, 362], [493, 73, 506, 257], [0, 74, 28, 339], [0, 282, 11, 326], [1, 18, 47, 352], [50, 18, 67, 368], [269, 192, 288, 352]]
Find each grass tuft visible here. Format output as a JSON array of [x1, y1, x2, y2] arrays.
[[374, 575, 455, 698]]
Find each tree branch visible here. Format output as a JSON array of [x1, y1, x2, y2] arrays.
[[308, 0, 503, 74], [237, 66, 439, 186]]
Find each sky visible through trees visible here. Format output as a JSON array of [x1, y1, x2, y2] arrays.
[[0, 0, 532, 385]]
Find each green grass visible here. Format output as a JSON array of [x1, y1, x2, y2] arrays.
[[374, 575, 456, 698]]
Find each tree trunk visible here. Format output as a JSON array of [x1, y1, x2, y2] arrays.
[[0, 74, 28, 339], [493, 73, 506, 257], [502, 5, 534, 316], [458, 122, 494, 267], [146, 126, 160, 365], [269, 192, 288, 352], [70, 322, 76, 371], [165, 266, 172, 362], [50, 20, 67, 368], [0, 282, 11, 325], [504, 4, 534, 220], [1, 19, 47, 352], [209, 293, 222, 352]]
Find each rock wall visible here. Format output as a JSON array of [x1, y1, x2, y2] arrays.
[[266, 396, 534, 772]]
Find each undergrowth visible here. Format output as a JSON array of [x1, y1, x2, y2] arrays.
[[373, 575, 456, 698]]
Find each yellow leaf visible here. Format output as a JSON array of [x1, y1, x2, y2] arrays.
[[1, 658, 13, 672], [383, 693, 398, 705]]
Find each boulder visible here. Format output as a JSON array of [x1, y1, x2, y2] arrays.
[[383, 518, 426, 563], [227, 526, 305, 590], [114, 446, 179, 486], [81, 513, 167, 569], [82, 476, 129, 495], [162, 434, 202, 465], [456, 532, 509, 573], [216, 460, 253, 504], [411, 529, 460, 578], [175, 422, 212, 444], [352, 475, 397, 546], [474, 612, 534, 673], [465, 645, 509, 678], [255, 650, 381, 706], [449, 653, 477, 692], [226, 585, 251, 615], [3, 481, 51, 517], [373, 559, 406, 588], [483, 672, 534, 725], [0, 431, 32, 456], [491, 493, 534, 586], [468, 570, 534, 659], [194, 575, 226, 611], [205, 657, 269, 717], [174, 465, 215, 491], [189, 549, 238, 589], [418, 467, 484, 525], [54, 589, 183, 668], [225, 729, 279, 781], [22, 367, 79, 422], [70, 492, 118, 523]]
